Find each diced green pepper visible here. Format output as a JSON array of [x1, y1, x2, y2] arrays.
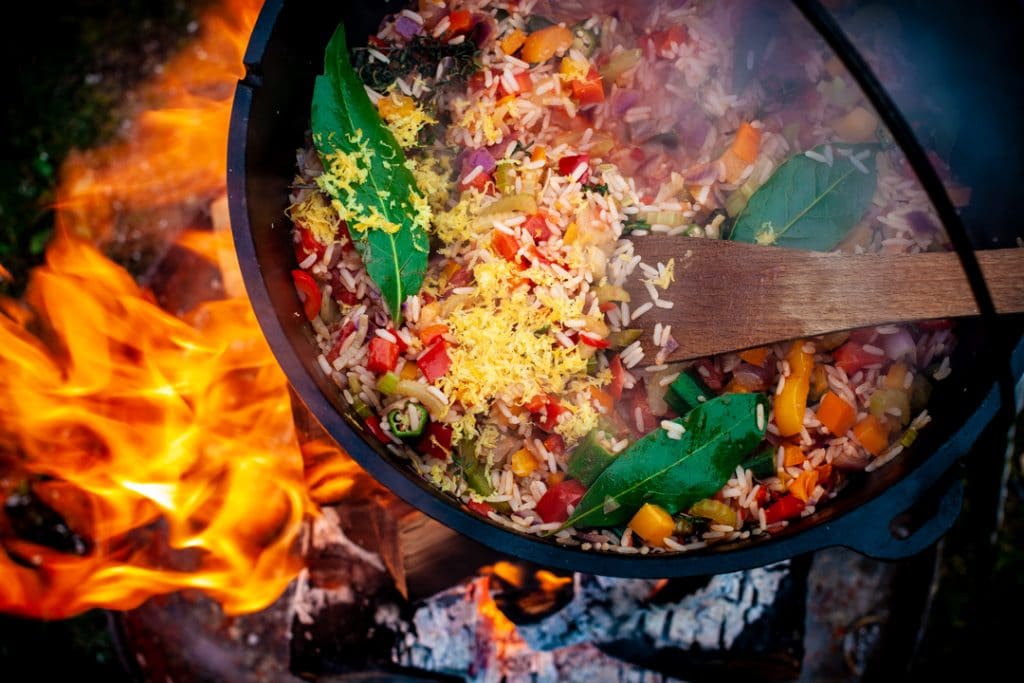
[[455, 439, 511, 513], [665, 370, 711, 415], [606, 328, 642, 350], [571, 25, 598, 56], [387, 403, 429, 439], [567, 429, 618, 486], [742, 444, 776, 480]]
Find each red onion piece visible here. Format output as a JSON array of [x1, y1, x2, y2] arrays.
[[882, 328, 917, 363], [833, 448, 872, 471], [395, 15, 422, 39], [462, 148, 497, 176], [610, 88, 641, 116], [683, 162, 719, 186], [731, 362, 770, 391]]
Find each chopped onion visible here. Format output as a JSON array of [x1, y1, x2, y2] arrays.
[[463, 148, 497, 176], [395, 15, 422, 38], [610, 88, 641, 116], [882, 328, 917, 363]]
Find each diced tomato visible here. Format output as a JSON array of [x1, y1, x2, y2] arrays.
[[363, 415, 390, 444], [579, 332, 610, 348], [569, 67, 605, 106], [417, 422, 454, 461], [691, 358, 724, 391], [386, 326, 408, 352], [497, 71, 534, 97], [460, 169, 494, 193], [367, 336, 400, 374], [467, 500, 495, 516], [543, 433, 565, 456], [418, 341, 452, 383], [609, 354, 625, 400], [326, 321, 356, 362], [291, 269, 321, 321], [522, 213, 553, 242], [648, 24, 689, 53], [535, 479, 587, 523], [833, 341, 883, 376], [491, 230, 521, 263], [525, 393, 552, 413], [628, 386, 657, 435], [445, 9, 473, 37], [558, 154, 591, 183], [763, 495, 805, 524]]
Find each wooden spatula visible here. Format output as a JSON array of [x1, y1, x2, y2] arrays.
[[621, 235, 1024, 364]]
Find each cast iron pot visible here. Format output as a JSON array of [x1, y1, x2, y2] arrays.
[[228, 0, 1022, 576]]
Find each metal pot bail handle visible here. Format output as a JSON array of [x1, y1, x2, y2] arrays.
[[828, 474, 964, 561]]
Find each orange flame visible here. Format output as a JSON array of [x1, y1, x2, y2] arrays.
[[0, 0, 359, 618]]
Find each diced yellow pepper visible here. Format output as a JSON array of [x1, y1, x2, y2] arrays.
[[511, 448, 538, 477], [775, 375, 810, 437], [688, 498, 740, 528], [884, 362, 908, 390], [786, 339, 814, 380], [628, 503, 675, 546], [562, 221, 578, 244], [399, 361, 420, 381], [499, 28, 527, 55]]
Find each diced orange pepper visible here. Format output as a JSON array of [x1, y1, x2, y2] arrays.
[[852, 415, 889, 455], [817, 463, 833, 482], [399, 361, 419, 381], [569, 67, 605, 106], [546, 471, 566, 487], [783, 444, 805, 467], [786, 339, 815, 380], [511, 448, 539, 477], [816, 391, 857, 436], [531, 145, 547, 162], [445, 9, 473, 37], [628, 503, 675, 547], [789, 469, 819, 503], [419, 323, 449, 347], [491, 230, 520, 262], [775, 375, 810, 437], [739, 347, 769, 367], [589, 385, 615, 414], [377, 92, 416, 119], [732, 122, 762, 163], [521, 25, 573, 63], [499, 28, 527, 55]]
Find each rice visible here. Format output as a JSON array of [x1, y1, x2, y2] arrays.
[[286, 0, 960, 556]]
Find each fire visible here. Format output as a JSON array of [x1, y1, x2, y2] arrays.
[[0, 0, 358, 618]]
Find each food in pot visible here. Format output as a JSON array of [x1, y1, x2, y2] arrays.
[[285, 0, 959, 553]]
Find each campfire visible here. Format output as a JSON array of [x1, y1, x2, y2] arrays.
[[0, 1, 914, 680]]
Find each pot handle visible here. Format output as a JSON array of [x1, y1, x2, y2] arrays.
[[829, 474, 964, 560]]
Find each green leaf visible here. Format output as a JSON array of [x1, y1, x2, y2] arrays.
[[729, 144, 877, 251], [564, 393, 768, 529], [312, 24, 430, 323]]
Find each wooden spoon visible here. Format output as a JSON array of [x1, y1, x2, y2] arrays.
[[621, 235, 1024, 364]]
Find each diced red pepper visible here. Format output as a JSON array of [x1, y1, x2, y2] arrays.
[[648, 24, 689, 53], [460, 169, 493, 193], [535, 479, 587, 523], [418, 341, 452, 383], [497, 71, 534, 97], [326, 320, 356, 362], [491, 230, 521, 263], [419, 323, 449, 348], [525, 392, 552, 413], [367, 35, 389, 49], [558, 154, 591, 183], [291, 269, 322, 321], [367, 336, 400, 374], [417, 421, 454, 461], [609, 354, 625, 400], [763, 494, 805, 524], [294, 224, 326, 263], [569, 67, 605, 106], [579, 332, 610, 349], [628, 386, 657, 435], [445, 9, 473, 37], [522, 213, 552, 242], [833, 341, 883, 376], [364, 415, 390, 443], [598, 301, 618, 313], [467, 500, 495, 516], [543, 433, 565, 456], [754, 487, 770, 506], [539, 400, 568, 433], [387, 326, 409, 352]]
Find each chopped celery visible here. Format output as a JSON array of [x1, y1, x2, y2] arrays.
[[571, 25, 598, 56], [688, 498, 739, 528], [377, 372, 400, 395], [600, 48, 642, 82], [481, 193, 537, 216], [493, 164, 517, 194], [595, 283, 631, 303], [351, 398, 372, 419], [724, 189, 749, 217], [642, 210, 688, 226]]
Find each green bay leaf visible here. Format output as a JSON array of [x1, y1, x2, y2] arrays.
[[729, 144, 877, 251], [311, 24, 429, 323], [564, 393, 768, 529]]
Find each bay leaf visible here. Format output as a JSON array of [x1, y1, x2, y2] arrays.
[[312, 23, 430, 323], [564, 393, 768, 529], [729, 144, 877, 251]]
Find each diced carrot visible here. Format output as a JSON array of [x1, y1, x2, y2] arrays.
[[816, 391, 857, 436], [520, 25, 573, 63], [739, 347, 769, 367], [589, 385, 615, 414], [852, 415, 889, 455], [783, 444, 805, 467], [569, 67, 605, 106], [775, 375, 810, 437], [789, 469, 819, 503], [499, 28, 527, 55], [628, 503, 675, 547], [786, 339, 815, 379], [491, 230, 520, 262], [445, 9, 473, 37], [732, 122, 762, 163], [531, 145, 547, 162], [419, 323, 449, 347]]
